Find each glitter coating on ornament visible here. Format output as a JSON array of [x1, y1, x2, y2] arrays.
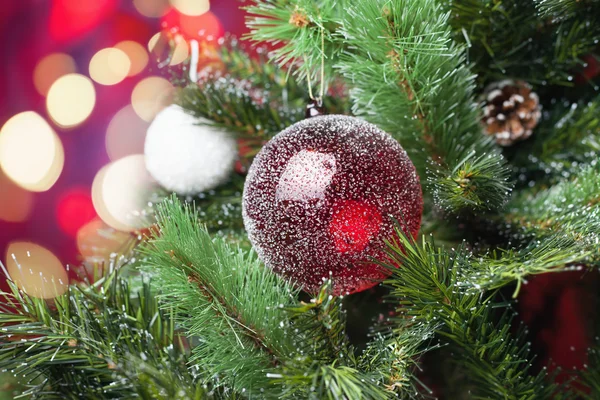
[[243, 115, 423, 295]]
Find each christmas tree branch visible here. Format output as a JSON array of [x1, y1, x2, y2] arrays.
[[245, 0, 347, 87], [448, 0, 600, 89], [140, 197, 300, 397], [0, 269, 199, 399], [502, 164, 600, 266], [466, 234, 592, 294], [511, 94, 600, 179], [176, 43, 350, 159], [246, 0, 512, 214], [384, 230, 558, 398], [142, 197, 436, 399]]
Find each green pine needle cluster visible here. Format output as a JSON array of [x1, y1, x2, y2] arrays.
[[0, 269, 201, 399], [448, 0, 600, 90], [384, 229, 560, 399], [503, 163, 600, 267]]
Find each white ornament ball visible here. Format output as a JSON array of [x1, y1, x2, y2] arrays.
[[144, 105, 237, 195]]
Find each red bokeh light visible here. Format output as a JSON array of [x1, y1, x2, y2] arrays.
[[50, 0, 118, 43], [162, 9, 224, 41], [56, 189, 96, 237]]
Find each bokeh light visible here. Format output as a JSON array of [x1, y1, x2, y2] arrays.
[[56, 189, 96, 236], [47, 74, 96, 128], [148, 32, 189, 65], [0, 112, 64, 192], [77, 219, 131, 261], [170, 0, 210, 16], [131, 76, 173, 121], [105, 105, 149, 161], [133, 0, 169, 18], [163, 10, 224, 40], [4, 242, 68, 299], [50, 0, 118, 42], [33, 53, 77, 96], [171, 35, 190, 65], [89, 47, 131, 85], [115, 40, 149, 76], [92, 155, 158, 232], [0, 169, 34, 223]]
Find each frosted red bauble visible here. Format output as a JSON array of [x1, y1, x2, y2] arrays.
[[242, 115, 422, 295]]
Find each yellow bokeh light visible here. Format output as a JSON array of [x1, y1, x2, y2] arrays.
[[115, 41, 149, 76], [47, 74, 96, 128], [133, 0, 169, 17], [4, 242, 68, 299], [105, 105, 149, 161], [0, 169, 34, 222], [77, 218, 131, 261], [92, 155, 157, 232], [148, 33, 189, 66], [33, 53, 77, 96], [170, 36, 190, 66], [131, 76, 173, 122], [89, 48, 131, 85], [0, 112, 64, 192], [169, 0, 210, 16]]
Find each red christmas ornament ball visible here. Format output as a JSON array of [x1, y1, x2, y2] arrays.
[[242, 115, 423, 295]]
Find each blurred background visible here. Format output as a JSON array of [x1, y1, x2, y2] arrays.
[[0, 0, 247, 292]]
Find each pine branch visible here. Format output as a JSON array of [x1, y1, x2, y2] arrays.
[[384, 229, 558, 398], [502, 164, 600, 266], [246, 0, 512, 214], [141, 197, 435, 399], [140, 197, 300, 397], [580, 346, 600, 399], [177, 76, 303, 142], [176, 42, 350, 160], [0, 269, 198, 399], [448, 0, 600, 89], [245, 0, 347, 87], [358, 326, 439, 397], [537, 0, 600, 21], [465, 235, 592, 294], [510, 94, 600, 179]]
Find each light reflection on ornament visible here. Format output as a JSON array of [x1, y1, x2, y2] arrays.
[[169, 0, 210, 16], [91, 155, 158, 232], [131, 76, 173, 122], [77, 218, 131, 261], [0, 112, 64, 192], [0, 169, 34, 222], [4, 242, 68, 299], [105, 105, 149, 161], [47, 74, 96, 128], [276, 150, 337, 202], [133, 0, 169, 17], [89, 48, 131, 85], [33, 53, 77, 96], [115, 41, 149, 76]]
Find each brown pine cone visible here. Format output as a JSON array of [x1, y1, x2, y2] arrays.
[[482, 80, 541, 146]]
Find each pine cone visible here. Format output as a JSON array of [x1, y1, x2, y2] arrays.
[[482, 80, 541, 146]]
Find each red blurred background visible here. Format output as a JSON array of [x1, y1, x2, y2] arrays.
[[0, 0, 247, 269]]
